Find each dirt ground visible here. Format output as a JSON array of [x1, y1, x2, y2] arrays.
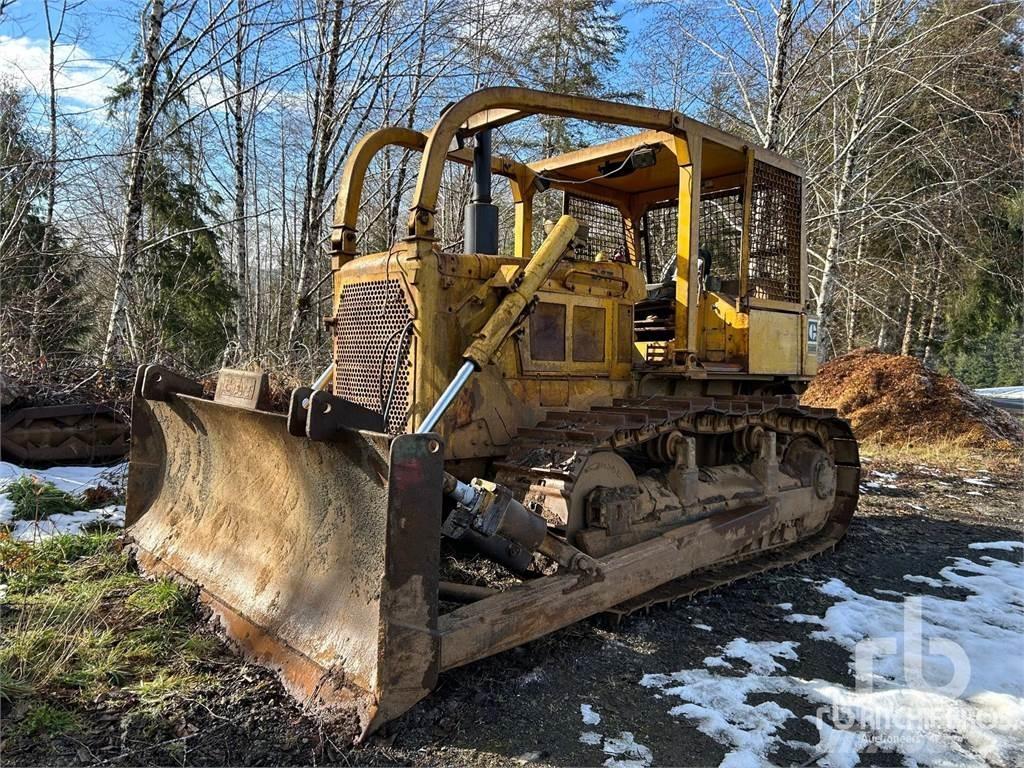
[[3, 453, 1021, 767]]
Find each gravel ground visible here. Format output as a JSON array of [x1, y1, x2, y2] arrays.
[[4, 454, 1021, 767]]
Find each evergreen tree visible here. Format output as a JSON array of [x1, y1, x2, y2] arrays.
[[519, 0, 629, 152], [132, 155, 235, 370], [104, 52, 236, 371], [0, 84, 91, 361]]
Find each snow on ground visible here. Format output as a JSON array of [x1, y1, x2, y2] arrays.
[[0, 461, 127, 542], [969, 541, 1023, 552], [974, 386, 1024, 400], [0, 461, 126, 493], [639, 542, 1024, 767], [3, 505, 125, 542], [577, 705, 653, 768]]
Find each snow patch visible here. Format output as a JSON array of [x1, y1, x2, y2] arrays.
[[641, 667, 794, 767], [0, 461, 126, 494], [581, 703, 601, 725], [578, 704, 652, 767], [969, 541, 1022, 552], [5, 505, 125, 542], [715, 639, 800, 675], [776, 602, 793, 611], [692, 623, 713, 632], [0, 461, 127, 541], [641, 542, 1024, 767], [703, 656, 733, 669], [601, 732, 652, 768], [903, 574, 944, 588], [870, 470, 899, 481]]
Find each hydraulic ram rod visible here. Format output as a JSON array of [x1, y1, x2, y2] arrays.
[[416, 214, 578, 435], [417, 361, 474, 434]]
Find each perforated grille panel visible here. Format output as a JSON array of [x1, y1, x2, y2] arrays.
[[699, 189, 744, 285], [564, 194, 627, 261], [749, 161, 802, 303], [334, 280, 412, 435]]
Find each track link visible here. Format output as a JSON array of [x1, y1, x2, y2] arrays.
[[494, 395, 860, 617]]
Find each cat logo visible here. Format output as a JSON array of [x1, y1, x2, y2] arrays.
[[807, 317, 819, 356]]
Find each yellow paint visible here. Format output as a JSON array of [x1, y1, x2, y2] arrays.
[[700, 293, 749, 363], [673, 134, 700, 355], [748, 309, 801, 375], [328, 89, 816, 462]]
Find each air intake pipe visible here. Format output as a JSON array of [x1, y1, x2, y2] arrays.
[[464, 128, 499, 254]]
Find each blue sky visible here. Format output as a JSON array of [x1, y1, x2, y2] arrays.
[[0, 1, 140, 113], [0, 0, 657, 113]]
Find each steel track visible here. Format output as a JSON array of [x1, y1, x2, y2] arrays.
[[494, 394, 861, 617]]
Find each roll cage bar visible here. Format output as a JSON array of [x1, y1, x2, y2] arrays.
[[330, 87, 806, 350]]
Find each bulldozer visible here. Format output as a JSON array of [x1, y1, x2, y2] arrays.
[[125, 87, 860, 740]]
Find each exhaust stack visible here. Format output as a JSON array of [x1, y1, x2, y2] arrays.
[[464, 128, 498, 254]]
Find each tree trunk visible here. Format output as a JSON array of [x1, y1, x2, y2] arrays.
[[814, 0, 882, 359], [29, 0, 64, 358], [102, 0, 166, 365], [764, 0, 792, 151], [900, 257, 918, 356], [231, 0, 250, 354], [923, 247, 944, 367], [387, 0, 429, 244], [287, 0, 344, 359]]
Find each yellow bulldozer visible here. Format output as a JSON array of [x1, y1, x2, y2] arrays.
[[125, 87, 860, 740]]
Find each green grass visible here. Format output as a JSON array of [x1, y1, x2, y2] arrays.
[[13, 703, 80, 736], [3, 476, 123, 521], [0, 531, 225, 742]]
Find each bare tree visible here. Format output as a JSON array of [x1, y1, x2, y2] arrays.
[[102, 0, 167, 365]]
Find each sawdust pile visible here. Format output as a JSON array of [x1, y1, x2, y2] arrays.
[[802, 349, 1024, 450]]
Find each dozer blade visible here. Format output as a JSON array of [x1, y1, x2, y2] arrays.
[[125, 393, 443, 740]]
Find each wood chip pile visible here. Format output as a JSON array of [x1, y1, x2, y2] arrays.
[[802, 348, 1024, 450]]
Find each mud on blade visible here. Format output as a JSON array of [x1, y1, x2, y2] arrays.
[[126, 392, 443, 740]]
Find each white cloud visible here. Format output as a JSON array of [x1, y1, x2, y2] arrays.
[[0, 35, 119, 109]]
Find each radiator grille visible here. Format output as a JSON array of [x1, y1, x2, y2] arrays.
[[334, 279, 412, 435], [749, 161, 802, 303]]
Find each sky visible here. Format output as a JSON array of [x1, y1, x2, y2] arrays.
[[0, 1, 139, 114], [0, 0, 656, 116]]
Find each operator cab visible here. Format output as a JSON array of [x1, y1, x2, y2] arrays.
[[504, 129, 814, 383]]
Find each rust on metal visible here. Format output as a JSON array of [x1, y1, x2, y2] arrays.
[[127, 393, 443, 739], [529, 302, 567, 361], [214, 368, 269, 410], [0, 404, 129, 464], [124, 86, 861, 745]]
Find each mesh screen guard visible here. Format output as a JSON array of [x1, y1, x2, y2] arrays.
[[564, 194, 627, 261], [749, 161, 802, 303], [334, 279, 413, 435]]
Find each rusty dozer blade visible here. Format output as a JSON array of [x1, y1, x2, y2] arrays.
[[126, 390, 443, 740]]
